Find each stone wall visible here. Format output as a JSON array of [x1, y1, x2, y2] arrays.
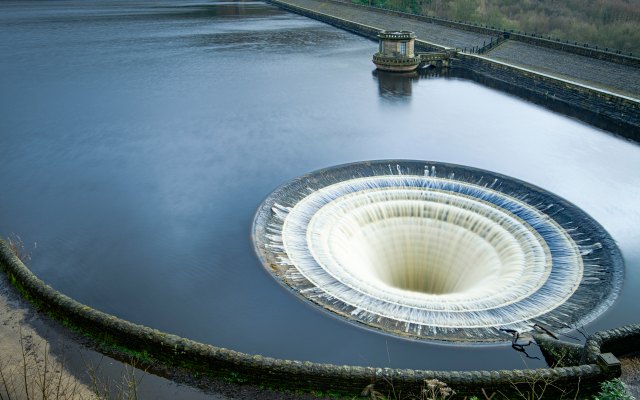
[[271, 0, 380, 41], [584, 324, 640, 364], [270, 0, 448, 51], [452, 54, 640, 142], [0, 240, 631, 398], [507, 33, 640, 67]]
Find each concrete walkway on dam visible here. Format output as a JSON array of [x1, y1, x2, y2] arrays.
[[487, 41, 640, 99], [275, 0, 640, 99]]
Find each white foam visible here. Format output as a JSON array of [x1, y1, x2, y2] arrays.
[[254, 163, 620, 341]]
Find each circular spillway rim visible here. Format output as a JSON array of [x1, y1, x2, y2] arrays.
[[252, 160, 624, 342]]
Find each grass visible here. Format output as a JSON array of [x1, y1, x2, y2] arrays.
[[1, 235, 144, 400], [6, 234, 31, 265], [85, 358, 143, 400], [0, 329, 80, 400], [0, 329, 144, 400], [361, 379, 457, 400], [359, 354, 634, 399], [593, 379, 635, 400], [360, 377, 636, 399]]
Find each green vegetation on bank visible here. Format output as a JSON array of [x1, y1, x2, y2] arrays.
[[361, 377, 636, 399], [594, 379, 636, 400], [350, 0, 640, 55]]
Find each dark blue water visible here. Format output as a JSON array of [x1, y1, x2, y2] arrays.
[[1, 0, 639, 370]]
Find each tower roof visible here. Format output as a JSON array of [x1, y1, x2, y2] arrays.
[[377, 30, 416, 40]]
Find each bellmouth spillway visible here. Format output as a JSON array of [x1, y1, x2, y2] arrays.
[[252, 160, 623, 342]]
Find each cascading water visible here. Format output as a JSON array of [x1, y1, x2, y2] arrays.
[[252, 160, 623, 342]]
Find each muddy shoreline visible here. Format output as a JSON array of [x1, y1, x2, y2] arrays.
[[0, 271, 326, 400]]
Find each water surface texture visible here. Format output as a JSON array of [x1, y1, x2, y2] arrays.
[[1, 0, 639, 370]]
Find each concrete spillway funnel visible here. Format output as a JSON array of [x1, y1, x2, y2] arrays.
[[252, 160, 623, 343]]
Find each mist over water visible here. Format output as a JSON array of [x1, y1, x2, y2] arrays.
[[1, 0, 639, 370]]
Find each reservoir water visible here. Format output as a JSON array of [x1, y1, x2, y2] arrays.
[[1, 0, 639, 371]]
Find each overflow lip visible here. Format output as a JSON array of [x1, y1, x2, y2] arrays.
[[252, 160, 624, 343]]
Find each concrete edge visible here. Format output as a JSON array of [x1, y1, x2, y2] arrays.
[[0, 239, 628, 397]]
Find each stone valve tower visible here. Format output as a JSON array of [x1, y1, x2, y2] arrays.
[[372, 30, 422, 72]]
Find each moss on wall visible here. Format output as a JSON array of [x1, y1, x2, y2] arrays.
[[1, 240, 635, 398]]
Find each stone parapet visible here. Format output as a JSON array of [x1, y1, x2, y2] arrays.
[[269, 0, 381, 40], [0, 240, 633, 398], [583, 324, 640, 364], [378, 30, 415, 40], [373, 53, 422, 71], [452, 54, 640, 141]]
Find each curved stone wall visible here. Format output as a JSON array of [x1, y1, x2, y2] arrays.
[[0, 239, 633, 398], [584, 324, 640, 364]]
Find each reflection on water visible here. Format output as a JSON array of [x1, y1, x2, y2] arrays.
[[373, 68, 450, 100], [373, 70, 417, 99], [1, 0, 639, 371]]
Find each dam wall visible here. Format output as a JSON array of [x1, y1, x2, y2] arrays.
[[268, 0, 640, 142], [271, 0, 445, 50], [452, 55, 640, 142]]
